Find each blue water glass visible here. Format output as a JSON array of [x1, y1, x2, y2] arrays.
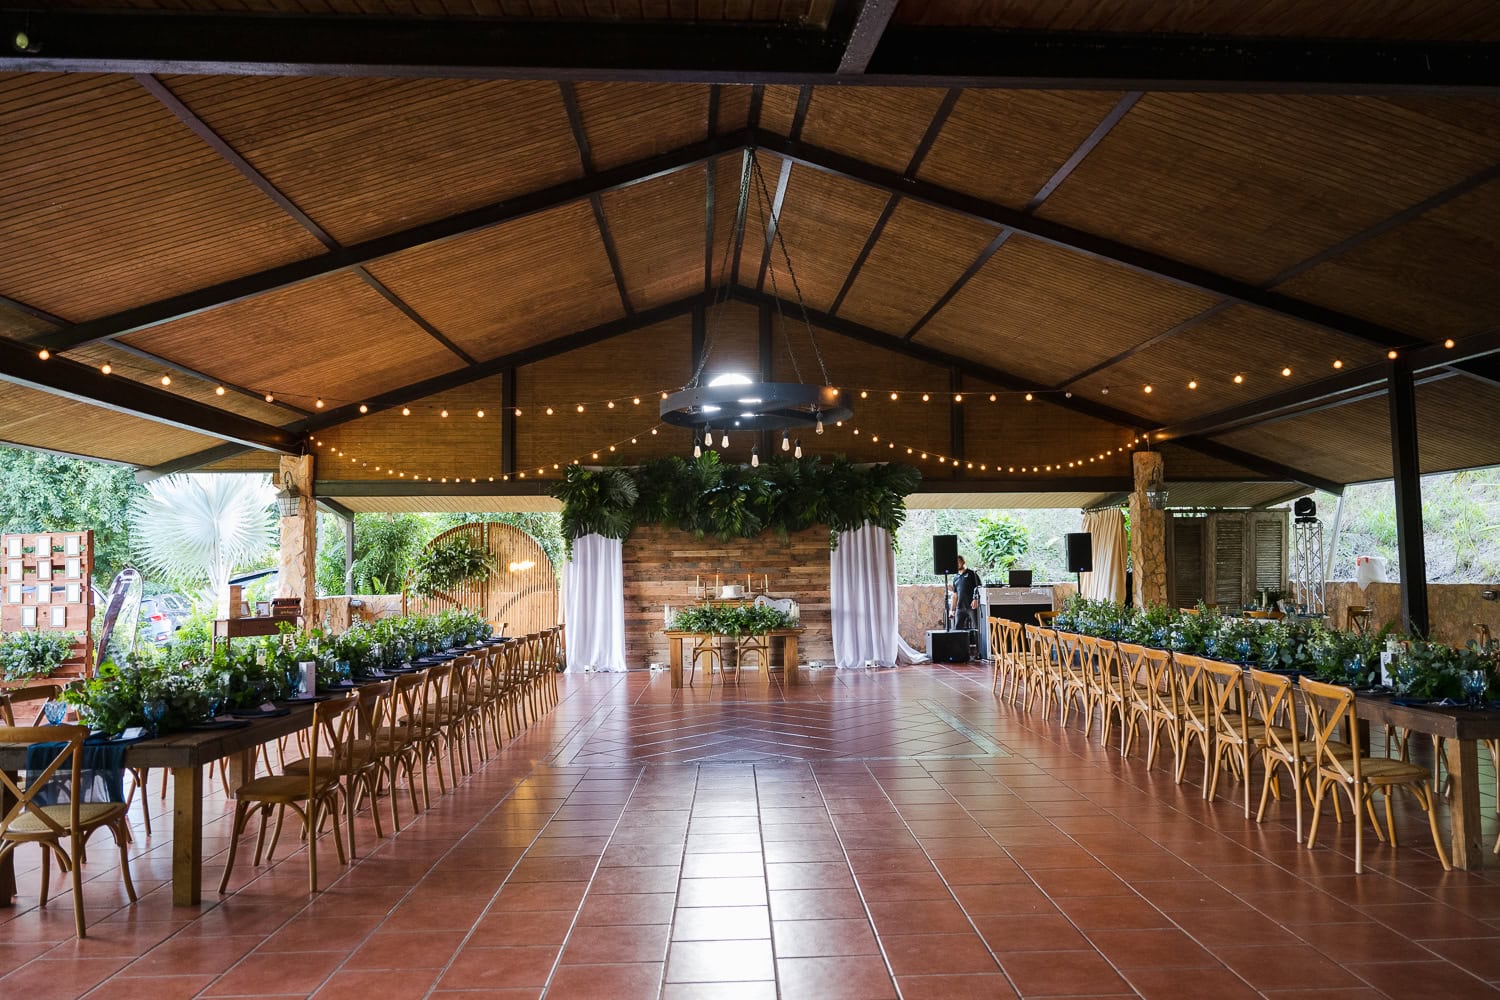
[[336, 659, 351, 683], [143, 699, 166, 738], [1152, 627, 1167, 648], [1463, 670, 1488, 709], [42, 700, 68, 725], [1170, 629, 1187, 651], [1236, 638, 1252, 664], [1345, 654, 1364, 687], [416, 640, 430, 657], [1203, 636, 1218, 657]]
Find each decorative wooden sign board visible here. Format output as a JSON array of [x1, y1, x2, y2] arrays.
[[1, 530, 95, 678]]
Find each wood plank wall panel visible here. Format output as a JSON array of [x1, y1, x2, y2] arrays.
[[762, 167, 892, 309], [699, 300, 763, 382], [1065, 306, 1385, 424], [166, 76, 582, 247], [0, 382, 226, 466], [312, 373, 508, 484], [515, 317, 695, 474], [62, 341, 295, 425], [915, 234, 1221, 385], [777, 321, 954, 474], [916, 90, 1129, 210], [366, 201, 624, 361], [122, 271, 466, 406], [799, 88, 952, 174], [622, 524, 833, 668], [50, 0, 817, 16], [892, 0, 1500, 41], [838, 199, 1001, 335], [573, 83, 712, 171], [0, 74, 324, 320], [599, 169, 708, 309], [1037, 93, 1500, 286], [1277, 179, 1500, 344], [960, 378, 1137, 476]]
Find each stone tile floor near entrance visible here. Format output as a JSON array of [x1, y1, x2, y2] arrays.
[[3, 664, 1500, 999]]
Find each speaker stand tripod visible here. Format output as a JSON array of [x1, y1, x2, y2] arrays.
[[940, 572, 952, 630]]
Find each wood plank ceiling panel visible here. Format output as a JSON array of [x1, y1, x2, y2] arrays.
[[782, 321, 953, 473], [717, 86, 753, 133], [0, 73, 325, 320], [891, 0, 1500, 41], [1158, 443, 1267, 480], [0, 382, 225, 466], [916, 90, 1130, 209], [365, 201, 624, 362], [837, 199, 1001, 335], [700, 299, 763, 380], [1035, 93, 1500, 286], [961, 376, 1136, 476], [915, 234, 1220, 384], [1063, 305, 1387, 425], [799, 87, 952, 174], [164, 76, 582, 246], [62, 341, 295, 425], [119, 271, 466, 406], [599, 168, 708, 309], [314, 372, 508, 485], [758, 85, 804, 134], [1277, 178, 1500, 344], [761, 167, 892, 312], [573, 83, 712, 171], [712, 154, 769, 287], [516, 317, 694, 474], [0, 301, 53, 342], [46, 0, 816, 19], [1213, 376, 1500, 484]]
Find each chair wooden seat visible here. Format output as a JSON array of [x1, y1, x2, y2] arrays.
[[235, 772, 323, 800], [7, 801, 128, 837]]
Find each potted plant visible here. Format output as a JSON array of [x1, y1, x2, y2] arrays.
[[409, 536, 493, 598], [0, 630, 77, 681]]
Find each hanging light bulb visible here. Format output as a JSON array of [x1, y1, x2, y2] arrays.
[[815, 414, 824, 435], [694, 442, 702, 458], [704, 427, 713, 445], [794, 439, 803, 459], [720, 431, 729, 448], [781, 431, 790, 452], [751, 446, 760, 468]]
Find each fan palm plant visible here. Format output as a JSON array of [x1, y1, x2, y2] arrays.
[[129, 474, 276, 613]]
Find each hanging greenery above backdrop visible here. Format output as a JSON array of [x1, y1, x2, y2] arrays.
[[551, 453, 920, 547]]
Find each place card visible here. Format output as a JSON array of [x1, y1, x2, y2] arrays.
[[6, 584, 20, 604], [50, 606, 66, 627], [64, 535, 80, 556], [5, 537, 20, 557], [35, 581, 50, 603], [35, 535, 50, 555], [7, 561, 21, 581], [121, 727, 146, 741], [66, 582, 81, 604], [21, 606, 36, 628], [65, 557, 81, 579], [259, 702, 277, 713]]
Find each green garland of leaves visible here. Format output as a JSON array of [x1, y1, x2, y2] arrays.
[[669, 604, 798, 636], [408, 535, 494, 598], [552, 453, 920, 549]]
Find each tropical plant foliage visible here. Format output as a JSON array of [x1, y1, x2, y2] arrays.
[[408, 535, 495, 597], [0, 630, 78, 680], [974, 514, 1029, 572], [316, 512, 428, 595], [669, 603, 798, 636], [128, 474, 276, 610], [552, 454, 920, 548]]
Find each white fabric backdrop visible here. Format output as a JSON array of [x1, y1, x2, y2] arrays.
[[1078, 508, 1127, 604], [831, 523, 927, 668], [562, 533, 626, 672]]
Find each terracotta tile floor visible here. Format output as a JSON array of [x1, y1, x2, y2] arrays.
[[4, 664, 1500, 998]]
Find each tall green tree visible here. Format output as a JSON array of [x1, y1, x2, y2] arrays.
[[129, 474, 276, 610], [316, 512, 429, 595], [0, 447, 145, 589]]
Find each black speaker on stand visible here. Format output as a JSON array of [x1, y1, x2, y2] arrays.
[[928, 534, 968, 660], [1066, 531, 1093, 596]]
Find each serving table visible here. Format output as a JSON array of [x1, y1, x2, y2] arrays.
[[1353, 695, 1500, 870], [664, 628, 803, 688], [1, 701, 320, 907]]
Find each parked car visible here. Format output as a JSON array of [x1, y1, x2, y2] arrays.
[[141, 594, 193, 645]]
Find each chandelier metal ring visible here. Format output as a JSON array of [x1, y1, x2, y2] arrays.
[[659, 382, 852, 431]]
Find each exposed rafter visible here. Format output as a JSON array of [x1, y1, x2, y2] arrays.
[[134, 441, 266, 483], [560, 81, 634, 316], [834, 0, 900, 76], [5, 14, 1500, 96], [0, 337, 298, 453], [29, 130, 750, 355]]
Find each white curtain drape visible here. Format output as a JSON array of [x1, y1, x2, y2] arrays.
[[1078, 509, 1127, 604], [831, 523, 927, 668], [562, 533, 626, 672]]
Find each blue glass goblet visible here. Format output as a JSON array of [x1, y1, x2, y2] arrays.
[[143, 699, 167, 738], [1236, 638, 1252, 665], [42, 700, 68, 725], [1462, 670, 1488, 709]]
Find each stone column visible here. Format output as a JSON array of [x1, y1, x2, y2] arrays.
[[277, 454, 317, 613], [1130, 451, 1167, 609]]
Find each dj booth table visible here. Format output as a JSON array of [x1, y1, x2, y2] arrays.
[[969, 586, 1058, 660]]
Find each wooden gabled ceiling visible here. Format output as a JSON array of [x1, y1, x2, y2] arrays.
[[3, 12, 1500, 498]]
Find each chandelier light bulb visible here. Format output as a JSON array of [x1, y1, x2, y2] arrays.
[[37, 349, 49, 360], [633, 396, 641, 404], [890, 392, 898, 401], [1024, 393, 1033, 402], [1444, 339, 1456, 349], [475, 408, 483, 417], [1188, 380, 1198, 390], [160, 375, 171, 386], [401, 407, 410, 416], [1281, 367, 1292, 377], [1233, 374, 1244, 384], [360, 404, 369, 413], [315, 398, 323, 408], [607, 400, 615, 408], [215, 385, 225, 395], [576, 404, 585, 413], [440, 409, 449, 418], [1333, 360, 1343, 369]]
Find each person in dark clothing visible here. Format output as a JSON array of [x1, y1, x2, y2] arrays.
[[951, 555, 982, 631]]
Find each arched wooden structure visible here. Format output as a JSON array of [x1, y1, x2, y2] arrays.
[[405, 523, 559, 636]]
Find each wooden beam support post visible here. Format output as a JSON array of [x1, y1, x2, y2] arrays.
[[1130, 451, 1167, 609], [1387, 359, 1430, 636], [277, 454, 318, 616]]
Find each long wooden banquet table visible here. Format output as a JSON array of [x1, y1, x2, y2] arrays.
[[664, 628, 804, 688], [0, 700, 322, 906]]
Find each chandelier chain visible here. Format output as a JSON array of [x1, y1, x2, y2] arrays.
[[688, 150, 753, 390], [749, 150, 833, 387]]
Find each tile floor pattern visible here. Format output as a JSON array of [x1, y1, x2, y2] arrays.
[[3, 664, 1500, 999]]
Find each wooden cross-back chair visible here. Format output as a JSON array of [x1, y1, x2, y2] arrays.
[[1170, 654, 1213, 791], [1120, 644, 1179, 771], [1299, 677, 1450, 874], [0, 724, 137, 937]]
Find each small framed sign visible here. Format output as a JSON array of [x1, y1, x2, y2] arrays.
[[65, 557, 81, 579], [5, 537, 20, 558], [7, 561, 21, 582], [21, 606, 36, 628], [37, 558, 51, 579], [35, 535, 50, 555], [35, 581, 50, 603], [6, 584, 21, 604], [64, 535, 80, 556], [66, 582, 81, 604], [50, 606, 66, 628]]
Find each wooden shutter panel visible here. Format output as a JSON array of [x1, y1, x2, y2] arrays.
[[1252, 512, 1289, 593], [1169, 515, 1205, 609], [1212, 514, 1246, 607]]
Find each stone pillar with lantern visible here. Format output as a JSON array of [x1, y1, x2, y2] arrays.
[[1129, 450, 1168, 609], [276, 454, 317, 614]]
